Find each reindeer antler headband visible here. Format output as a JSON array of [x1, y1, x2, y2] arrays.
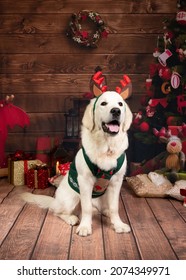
[[90, 70, 132, 99], [90, 68, 132, 112]]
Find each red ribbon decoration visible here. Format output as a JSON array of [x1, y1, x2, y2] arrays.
[[148, 98, 168, 108]]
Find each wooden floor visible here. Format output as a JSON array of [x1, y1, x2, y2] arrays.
[[0, 178, 186, 260]]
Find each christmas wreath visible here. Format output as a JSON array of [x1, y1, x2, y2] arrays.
[[66, 10, 109, 48]]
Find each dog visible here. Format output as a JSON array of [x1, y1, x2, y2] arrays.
[[22, 90, 133, 236]]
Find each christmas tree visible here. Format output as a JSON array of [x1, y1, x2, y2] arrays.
[[131, 0, 186, 161]]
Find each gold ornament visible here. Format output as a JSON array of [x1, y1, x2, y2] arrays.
[[161, 82, 171, 94]]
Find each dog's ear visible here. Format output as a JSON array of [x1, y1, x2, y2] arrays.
[[82, 99, 95, 131], [122, 102, 133, 132]]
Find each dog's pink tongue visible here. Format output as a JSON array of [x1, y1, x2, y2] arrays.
[[106, 124, 119, 132]]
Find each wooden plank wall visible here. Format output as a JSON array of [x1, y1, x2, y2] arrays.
[[0, 0, 177, 155]]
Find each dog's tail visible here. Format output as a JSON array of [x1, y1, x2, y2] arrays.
[[21, 192, 54, 209]]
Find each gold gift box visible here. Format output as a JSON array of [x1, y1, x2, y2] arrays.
[[8, 159, 42, 186]]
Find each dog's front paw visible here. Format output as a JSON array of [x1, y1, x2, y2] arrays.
[[76, 224, 92, 237], [67, 215, 79, 226], [114, 222, 131, 233], [57, 214, 79, 226]]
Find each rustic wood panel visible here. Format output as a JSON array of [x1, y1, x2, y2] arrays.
[[0, 54, 152, 74], [0, 0, 177, 14], [0, 179, 14, 203], [0, 74, 147, 93], [170, 200, 186, 222], [0, 34, 159, 54], [0, 14, 173, 34]]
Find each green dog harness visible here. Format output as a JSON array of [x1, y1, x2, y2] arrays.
[[68, 147, 125, 198]]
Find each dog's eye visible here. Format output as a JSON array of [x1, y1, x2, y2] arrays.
[[101, 102, 107, 106], [118, 102, 123, 106]]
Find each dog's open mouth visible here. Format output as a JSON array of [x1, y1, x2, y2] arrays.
[[102, 120, 120, 135]]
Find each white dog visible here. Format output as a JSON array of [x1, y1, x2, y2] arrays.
[[22, 91, 133, 236]]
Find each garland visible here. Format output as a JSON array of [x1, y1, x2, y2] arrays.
[[66, 10, 109, 48]]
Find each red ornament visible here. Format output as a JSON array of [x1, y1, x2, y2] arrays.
[[140, 122, 150, 132], [146, 105, 155, 117], [171, 72, 180, 89], [176, 11, 186, 25], [158, 66, 172, 80], [164, 31, 174, 41]]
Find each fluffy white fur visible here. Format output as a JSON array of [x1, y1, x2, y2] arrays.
[[22, 91, 133, 236]]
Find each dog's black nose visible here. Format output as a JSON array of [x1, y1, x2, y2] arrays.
[[110, 107, 121, 117]]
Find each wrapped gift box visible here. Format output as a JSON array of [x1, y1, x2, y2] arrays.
[[26, 164, 50, 189], [8, 159, 42, 186]]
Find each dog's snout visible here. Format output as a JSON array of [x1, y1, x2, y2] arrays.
[[110, 107, 121, 117]]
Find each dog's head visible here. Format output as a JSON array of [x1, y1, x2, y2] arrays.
[[82, 91, 133, 135]]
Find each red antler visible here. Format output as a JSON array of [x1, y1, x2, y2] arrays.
[[90, 67, 108, 97], [92, 71, 107, 93], [116, 74, 132, 99]]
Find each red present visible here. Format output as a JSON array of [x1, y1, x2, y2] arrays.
[[26, 164, 50, 189], [36, 136, 60, 164]]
